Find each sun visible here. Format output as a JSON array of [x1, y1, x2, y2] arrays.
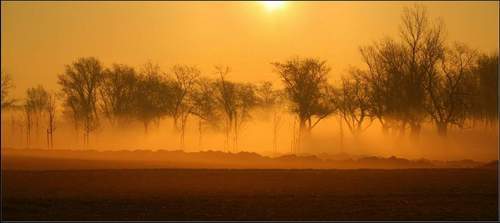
[[262, 1, 285, 11]]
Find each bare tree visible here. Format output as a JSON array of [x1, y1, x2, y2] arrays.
[[170, 65, 200, 149], [1, 70, 16, 110], [23, 104, 33, 147], [398, 4, 446, 140], [212, 66, 259, 151], [100, 64, 139, 126], [24, 86, 49, 147], [358, 5, 445, 139], [58, 57, 104, 147], [213, 66, 237, 151], [272, 57, 335, 152], [337, 69, 372, 137], [425, 42, 477, 136], [1, 70, 17, 148], [360, 38, 408, 135], [46, 92, 57, 148], [134, 62, 173, 133], [473, 52, 498, 126], [190, 77, 221, 148], [256, 81, 285, 154], [232, 82, 258, 150]]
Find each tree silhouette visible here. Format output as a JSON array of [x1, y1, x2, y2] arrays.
[[190, 77, 221, 147], [134, 62, 173, 133], [1, 70, 16, 110], [398, 4, 446, 140], [24, 85, 49, 147], [213, 66, 237, 151], [232, 82, 258, 150], [424, 42, 477, 136], [100, 64, 139, 126], [170, 65, 200, 149], [337, 69, 372, 137], [23, 103, 33, 147], [272, 57, 335, 152], [360, 38, 407, 135], [473, 52, 498, 126], [212, 66, 258, 151], [46, 92, 57, 149], [256, 81, 286, 154], [58, 57, 104, 147], [358, 5, 446, 139]]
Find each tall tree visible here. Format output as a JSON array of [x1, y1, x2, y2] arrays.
[[359, 5, 445, 139], [1, 70, 16, 110], [398, 4, 445, 139], [23, 103, 33, 147], [360, 38, 408, 135], [337, 69, 372, 137], [213, 66, 240, 151], [46, 92, 57, 149], [232, 82, 258, 150], [473, 52, 498, 125], [256, 81, 285, 154], [212, 67, 258, 152], [170, 65, 200, 149], [190, 77, 221, 147], [24, 85, 49, 147], [100, 64, 139, 125], [134, 62, 174, 133], [58, 57, 104, 147], [424, 43, 477, 136], [272, 57, 335, 152]]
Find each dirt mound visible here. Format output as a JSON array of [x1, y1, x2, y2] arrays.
[[1, 148, 489, 170], [476, 160, 498, 169]]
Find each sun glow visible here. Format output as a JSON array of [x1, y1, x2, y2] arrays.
[[262, 1, 285, 11]]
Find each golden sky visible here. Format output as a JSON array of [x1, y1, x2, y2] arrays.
[[2, 1, 498, 98]]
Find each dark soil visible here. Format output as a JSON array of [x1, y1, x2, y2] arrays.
[[2, 168, 498, 220]]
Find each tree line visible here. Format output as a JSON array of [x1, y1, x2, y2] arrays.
[[1, 5, 497, 152]]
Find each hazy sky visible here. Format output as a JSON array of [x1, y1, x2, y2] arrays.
[[2, 1, 498, 99]]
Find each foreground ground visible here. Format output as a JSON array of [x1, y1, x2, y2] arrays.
[[2, 168, 498, 221]]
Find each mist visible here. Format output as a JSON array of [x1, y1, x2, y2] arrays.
[[1, 3, 498, 164], [2, 107, 497, 162], [1, 2, 498, 221]]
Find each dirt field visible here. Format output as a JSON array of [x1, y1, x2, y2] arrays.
[[2, 168, 498, 221]]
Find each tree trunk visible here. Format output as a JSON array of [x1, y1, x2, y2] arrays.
[[291, 118, 297, 153], [143, 121, 149, 134], [234, 116, 239, 152], [409, 122, 421, 141], [297, 118, 307, 154], [398, 121, 407, 137], [198, 118, 203, 148], [272, 112, 278, 154], [49, 131, 54, 149], [225, 118, 232, 152], [173, 115, 179, 131], [381, 124, 389, 136], [436, 122, 448, 137], [179, 115, 187, 150], [339, 116, 344, 152], [26, 123, 31, 148], [1, 116, 6, 148]]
